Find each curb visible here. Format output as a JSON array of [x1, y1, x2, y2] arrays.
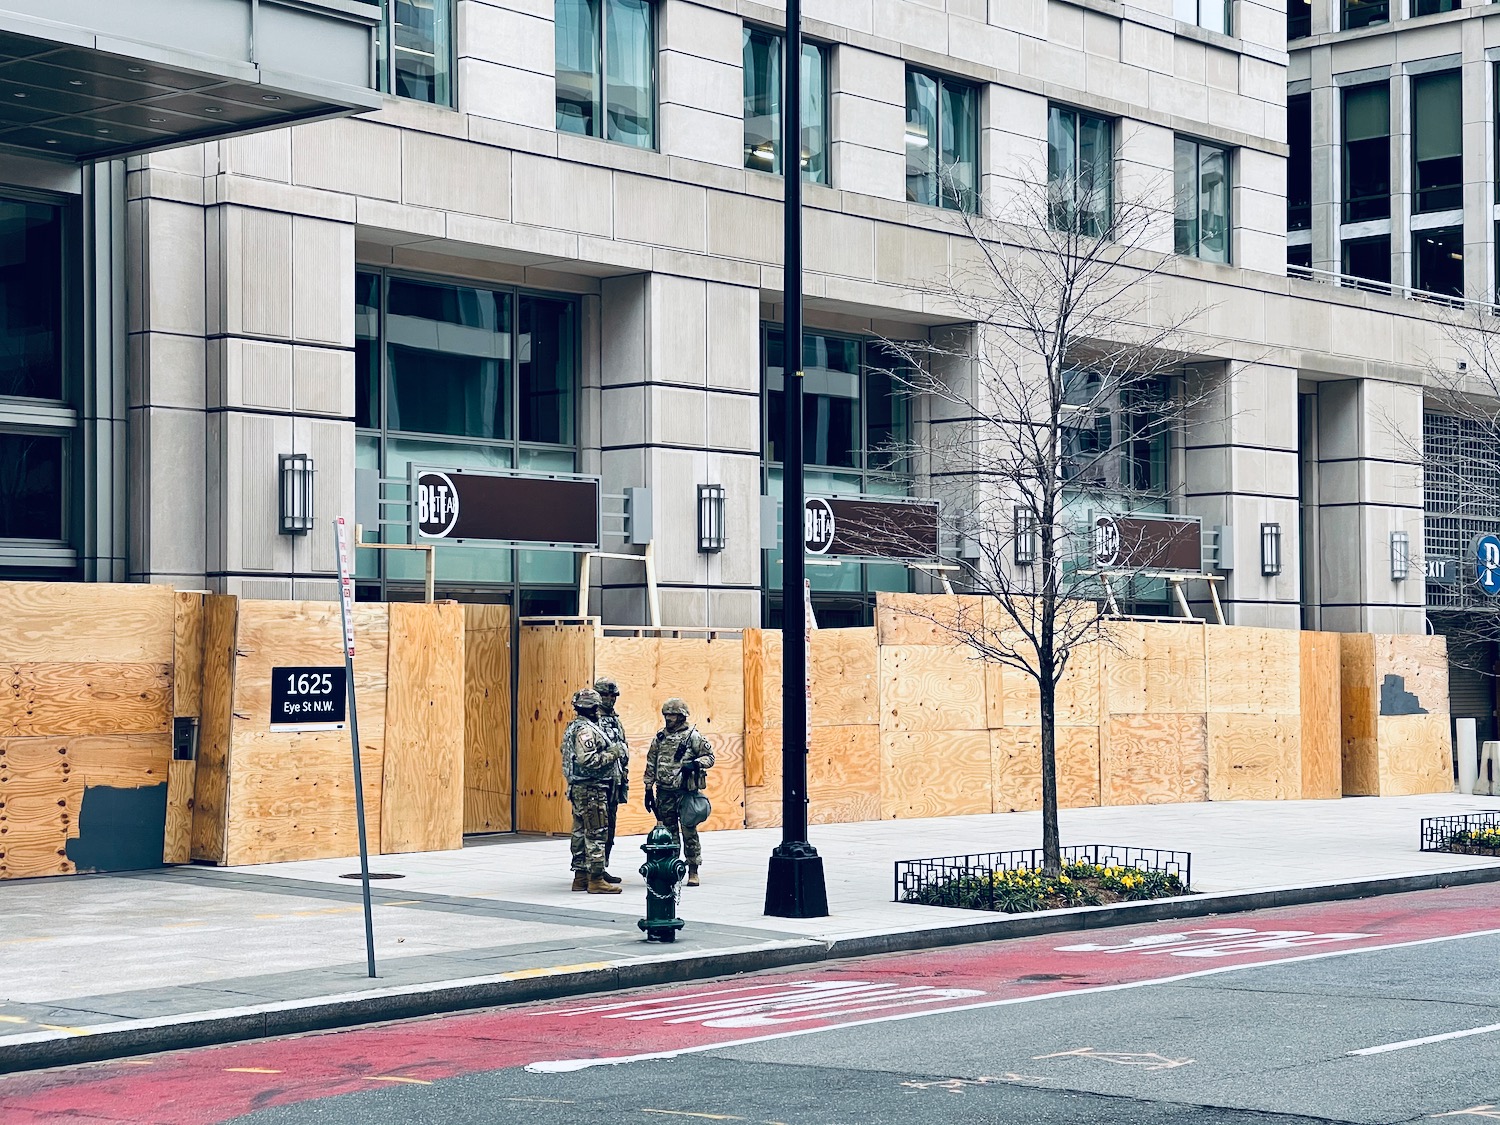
[[4, 861, 1499, 1076]]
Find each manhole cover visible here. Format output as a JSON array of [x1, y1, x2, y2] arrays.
[[339, 872, 405, 880]]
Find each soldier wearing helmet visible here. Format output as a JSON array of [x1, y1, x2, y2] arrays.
[[644, 697, 716, 886], [560, 687, 624, 894], [592, 676, 630, 872]]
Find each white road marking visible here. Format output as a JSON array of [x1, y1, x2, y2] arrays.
[[524, 925, 1500, 1074], [1032, 1047, 1192, 1070], [1350, 1022, 1500, 1056], [1056, 929, 1379, 958]]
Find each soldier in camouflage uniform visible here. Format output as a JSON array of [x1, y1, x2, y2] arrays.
[[594, 677, 629, 872], [644, 697, 715, 886], [561, 688, 624, 894]]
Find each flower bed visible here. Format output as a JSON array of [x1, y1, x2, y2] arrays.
[[894, 845, 1191, 914], [1420, 812, 1500, 858]]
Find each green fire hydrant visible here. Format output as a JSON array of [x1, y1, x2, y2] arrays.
[[638, 825, 687, 943]]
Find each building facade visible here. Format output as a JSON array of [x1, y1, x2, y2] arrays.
[[5, 0, 1489, 690]]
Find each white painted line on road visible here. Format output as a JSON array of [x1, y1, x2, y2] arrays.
[[1350, 1022, 1500, 1056], [525, 925, 1500, 1074]]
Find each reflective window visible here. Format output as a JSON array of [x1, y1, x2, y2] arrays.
[[1342, 84, 1390, 223], [1341, 234, 1390, 284], [1173, 136, 1231, 263], [905, 69, 978, 212], [1288, 0, 1311, 38], [1412, 0, 1458, 14], [1413, 71, 1462, 214], [377, 0, 454, 107], [1047, 104, 1113, 237], [742, 28, 828, 184], [0, 432, 63, 540], [1288, 94, 1312, 232], [387, 278, 511, 440], [1413, 226, 1463, 297], [1288, 243, 1313, 269], [1174, 0, 1230, 34], [1343, 0, 1387, 29], [557, 0, 655, 148]]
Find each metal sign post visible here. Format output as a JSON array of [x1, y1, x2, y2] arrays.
[[334, 516, 377, 978]]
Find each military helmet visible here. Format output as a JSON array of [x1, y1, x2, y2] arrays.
[[572, 688, 602, 710], [661, 697, 690, 717], [594, 677, 620, 696]]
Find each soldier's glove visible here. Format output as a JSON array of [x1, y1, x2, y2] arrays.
[[620, 781, 630, 802], [644, 786, 655, 813]]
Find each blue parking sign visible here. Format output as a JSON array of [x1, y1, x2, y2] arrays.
[[1475, 534, 1500, 596]]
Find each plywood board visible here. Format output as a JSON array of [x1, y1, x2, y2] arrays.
[[991, 726, 1101, 812], [1377, 713, 1454, 796], [596, 635, 745, 740], [1205, 627, 1300, 715], [1339, 632, 1379, 797], [0, 663, 171, 736], [191, 594, 238, 864], [985, 644, 1099, 728], [743, 629, 764, 788], [516, 624, 594, 835], [879, 645, 988, 732], [875, 593, 987, 646], [880, 729, 992, 818], [1100, 714, 1209, 806], [0, 736, 75, 878], [1207, 713, 1300, 801], [1375, 634, 1450, 718], [463, 603, 512, 835], [0, 582, 175, 663], [164, 757, 195, 864], [748, 724, 883, 828], [1102, 623, 1206, 715], [756, 628, 879, 730], [1300, 631, 1342, 800], [382, 601, 465, 854], [173, 591, 205, 719]]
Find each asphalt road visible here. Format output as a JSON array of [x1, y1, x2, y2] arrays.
[[5, 884, 1500, 1124]]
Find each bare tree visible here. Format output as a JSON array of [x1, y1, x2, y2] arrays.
[[879, 167, 1208, 872]]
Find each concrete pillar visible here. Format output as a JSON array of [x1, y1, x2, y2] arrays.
[[658, 0, 742, 168], [830, 46, 905, 203], [459, 0, 556, 130]]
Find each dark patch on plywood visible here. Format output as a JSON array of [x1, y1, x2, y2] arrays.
[[64, 782, 168, 873], [1379, 674, 1428, 716]]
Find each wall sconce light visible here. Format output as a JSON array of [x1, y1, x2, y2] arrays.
[[1260, 522, 1282, 577], [1013, 505, 1038, 566], [279, 452, 315, 535], [1390, 529, 1411, 582], [697, 484, 726, 553]]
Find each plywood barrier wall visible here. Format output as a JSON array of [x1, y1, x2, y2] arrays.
[[1340, 631, 1452, 796], [463, 603, 512, 834], [516, 624, 595, 834], [1300, 632, 1343, 800], [0, 582, 178, 879]]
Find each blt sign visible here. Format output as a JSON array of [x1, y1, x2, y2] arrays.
[[1475, 533, 1500, 596], [417, 471, 460, 538]]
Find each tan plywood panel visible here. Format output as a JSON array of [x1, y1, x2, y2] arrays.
[[191, 594, 238, 864], [0, 581, 175, 663], [381, 601, 465, 855], [516, 624, 595, 835], [1205, 627, 1300, 715], [743, 629, 764, 788], [991, 726, 1101, 812], [463, 603, 512, 834], [0, 663, 172, 736], [164, 758, 195, 864], [1207, 713, 1300, 801], [750, 724, 882, 828], [875, 593, 987, 646], [879, 645, 988, 732], [1300, 631, 1343, 800], [1339, 632, 1379, 797], [66, 733, 172, 790], [986, 645, 1099, 728], [1102, 623, 1206, 715], [811, 628, 879, 727], [1375, 634, 1450, 718], [1100, 714, 1208, 805], [0, 737, 76, 878], [173, 591, 205, 719], [880, 729, 992, 818], [1377, 714, 1454, 795]]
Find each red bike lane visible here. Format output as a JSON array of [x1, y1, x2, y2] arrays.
[[2, 884, 1496, 1125]]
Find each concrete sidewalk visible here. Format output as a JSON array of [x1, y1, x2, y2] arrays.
[[2, 793, 1497, 1073]]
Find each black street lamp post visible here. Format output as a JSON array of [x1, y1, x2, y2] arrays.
[[764, 0, 829, 919]]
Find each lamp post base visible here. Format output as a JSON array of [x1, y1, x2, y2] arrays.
[[764, 840, 829, 918]]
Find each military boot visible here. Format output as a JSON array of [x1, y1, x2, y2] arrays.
[[601, 870, 622, 884], [686, 865, 700, 887], [571, 871, 588, 892], [587, 873, 622, 894]]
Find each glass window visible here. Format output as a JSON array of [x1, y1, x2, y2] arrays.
[[355, 272, 379, 430], [1288, 0, 1312, 39], [386, 277, 511, 440], [1288, 243, 1313, 269], [1412, 0, 1458, 14], [518, 296, 576, 445], [1342, 84, 1390, 223], [1048, 104, 1113, 237], [905, 69, 978, 212], [1341, 234, 1390, 284], [1413, 226, 1463, 297], [1343, 0, 1388, 28], [1287, 94, 1312, 232], [557, 0, 655, 148], [742, 29, 829, 184], [1173, 136, 1231, 263], [1174, 0, 1230, 34], [0, 199, 63, 400], [0, 431, 63, 540], [377, 0, 454, 107], [1413, 71, 1462, 214]]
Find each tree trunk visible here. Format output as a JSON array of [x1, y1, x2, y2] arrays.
[[1038, 665, 1061, 874]]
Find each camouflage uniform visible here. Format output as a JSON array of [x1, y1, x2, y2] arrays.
[[644, 701, 715, 868], [561, 694, 621, 877], [593, 677, 629, 868]]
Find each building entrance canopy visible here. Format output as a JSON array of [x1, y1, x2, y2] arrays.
[[0, 0, 378, 161]]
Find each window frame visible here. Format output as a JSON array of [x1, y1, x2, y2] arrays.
[[1173, 0, 1232, 36], [1342, 0, 1388, 29], [1410, 0, 1458, 15], [1340, 233, 1392, 285], [555, 0, 658, 149], [1288, 0, 1311, 39], [742, 26, 830, 185], [904, 67, 980, 214], [1411, 70, 1463, 215], [1411, 225, 1464, 299], [1173, 135, 1233, 264], [376, 0, 456, 109], [1287, 92, 1312, 232], [1047, 102, 1115, 238], [1341, 82, 1391, 224]]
